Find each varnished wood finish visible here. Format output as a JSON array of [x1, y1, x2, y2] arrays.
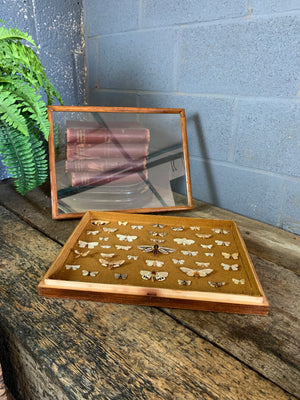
[[0, 180, 299, 399]]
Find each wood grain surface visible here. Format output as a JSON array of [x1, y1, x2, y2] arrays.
[[0, 180, 299, 399]]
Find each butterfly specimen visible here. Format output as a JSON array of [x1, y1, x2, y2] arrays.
[[195, 233, 212, 239], [99, 258, 125, 269], [150, 238, 165, 243], [178, 280, 191, 286], [173, 238, 195, 246], [171, 226, 184, 231], [181, 250, 198, 256], [74, 250, 90, 258], [149, 231, 168, 237], [87, 230, 99, 235], [200, 244, 213, 249], [116, 234, 138, 242], [92, 220, 110, 226], [190, 226, 201, 231], [208, 281, 226, 288], [138, 244, 175, 255], [78, 240, 98, 249], [180, 267, 213, 278], [115, 245, 132, 250], [131, 225, 143, 230], [152, 223, 165, 228], [127, 255, 138, 260], [140, 270, 168, 282], [103, 227, 118, 233], [118, 221, 128, 226], [82, 270, 99, 277], [215, 240, 230, 246], [145, 260, 164, 267], [204, 252, 214, 257], [65, 264, 80, 270], [222, 252, 239, 260], [172, 259, 185, 265], [195, 262, 210, 267], [222, 263, 239, 271], [114, 273, 127, 280], [212, 228, 230, 234], [232, 278, 245, 285], [98, 237, 109, 241], [100, 253, 115, 258]]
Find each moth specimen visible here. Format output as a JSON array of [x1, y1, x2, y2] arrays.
[[149, 231, 168, 237], [221, 263, 239, 271], [82, 270, 99, 277], [140, 270, 168, 282], [115, 245, 132, 251], [208, 281, 226, 288], [178, 279, 191, 286], [99, 258, 125, 269], [180, 267, 213, 278], [150, 238, 165, 243], [114, 273, 127, 280], [181, 250, 198, 256], [212, 228, 230, 234], [131, 225, 143, 230], [100, 253, 115, 258], [222, 252, 239, 260], [190, 226, 201, 231], [78, 240, 98, 249], [173, 238, 195, 246], [127, 255, 138, 260], [98, 237, 109, 241], [103, 227, 118, 233], [195, 262, 210, 267], [204, 252, 214, 257], [172, 259, 185, 265], [232, 278, 245, 285], [195, 233, 212, 239], [74, 250, 90, 258], [118, 221, 128, 226], [152, 223, 165, 228], [138, 244, 176, 255], [65, 264, 80, 270], [92, 220, 110, 226], [116, 234, 138, 242], [87, 230, 99, 235], [145, 260, 164, 267], [215, 240, 230, 246], [200, 244, 213, 249], [171, 226, 184, 231]]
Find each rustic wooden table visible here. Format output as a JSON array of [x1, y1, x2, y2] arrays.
[[0, 180, 299, 400]]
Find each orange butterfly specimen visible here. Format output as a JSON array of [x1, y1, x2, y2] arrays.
[[99, 258, 125, 269], [180, 267, 213, 278]]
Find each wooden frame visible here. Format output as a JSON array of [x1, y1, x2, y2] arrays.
[[48, 106, 193, 219], [38, 211, 269, 315]]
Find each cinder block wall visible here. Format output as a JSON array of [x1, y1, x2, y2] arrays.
[[84, 0, 300, 234]]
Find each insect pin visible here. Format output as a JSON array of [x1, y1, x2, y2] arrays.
[[180, 267, 213, 278], [114, 273, 127, 280], [178, 279, 191, 286], [215, 240, 230, 246], [138, 244, 175, 256], [232, 278, 245, 285], [116, 234, 137, 242], [65, 264, 80, 270], [222, 263, 239, 271], [222, 252, 239, 260], [173, 238, 195, 246], [82, 270, 98, 277], [208, 281, 226, 288], [74, 250, 90, 258], [99, 258, 125, 269], [140, 270, 168, 282]]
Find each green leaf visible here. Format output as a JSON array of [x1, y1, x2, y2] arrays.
[[0, 26, 37, 49], [0, 90, 29, 135]]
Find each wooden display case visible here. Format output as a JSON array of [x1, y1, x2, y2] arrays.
[[38, 211, 269, 315]]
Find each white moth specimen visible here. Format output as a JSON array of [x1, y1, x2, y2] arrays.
[[74, 250, 90, 258], [115, 245, 132, 251], [212, 228, 230, 234], [131, 225, 143, 230], [222, 263, 239, 271], [190, 226, 201, 231], [149, 231, 168, 237], [180, 267, 213, 278], [150, 238, 165, 243], [78, 240, 98, 249], [116, 234, 138, 242], [195, 262, 210, 267], [65, 264, 80, 270], [87, 230, 99, 235], [100, 253, 115, 258], [232, 278, 245, 285], [127, 255, 139, 260], [92, 220, 110, 226], [138, 244, 176, 255], [118, 221, 128, 226], [103, 227, 118, 233], [204, 253, 214, 257], [172, 259, 185, 265], [98, 237, 109, 241], [99, 258, 125, 269], [173, 238, 195, 246], [178, 280, 191, 286], [171, 226, 184, 231], [114, 273, 127, 280], [200, 244, 213, 249], [208, 281, 226, 288], [222, 252, 239, 260], [100, 245, 111, 248], [140, 270, 168, 282], [181, 250, 198, 256], [152, 223, 165, 228], [195, 233, 212, 239], [145, 260, 164, 267], [82, 270, 99, 277], [215, 240, 230, 247]]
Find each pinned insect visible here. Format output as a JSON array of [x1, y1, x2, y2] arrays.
[[138, 244, 175, 256], [114, 273, 127, 280], [152, 223, 165, 228], [140, 270, 168, 282], [100, 245, 111, 249], [100, 253, 115, 258], [65, 264, 80, 270], [222, 252, 239, 260], [103, 227, 118, 233], [74, 250, 90, 258], [171, 226, 184, 231], [87, 230, 99, 235], [78, 240, 98, 249], [82, 270, 99, 277], [115, 245, 132, 251], [127, 255, 138, 260], [180, 267, 213, 278], [222, 263, 239, 271], [212, 228, 230, 234], [204, 252, 214, 257], [208, 281, 226, 288], [178, 279, 191, 286], [92, 220, 110, 226], [150, 238, 165, 243], [200, 244, 213, 249], [172, 259, 185, 265], [190, 226, 201, 231], [173, 238, 195, 246], [215, 240, 230, 246], [232, 278, 245, 285], [116, 234, 138, 242], [195, 262, 210, 267], [131, 225, 143, 230], [99, 258, 125, 269], [181, 250, 198, 256], [149, 231, 168, 237], [118, 221, 128, 226], [195, 233, 212, 239], [145, 260, 164, 267], [98, 237, 109, 242]]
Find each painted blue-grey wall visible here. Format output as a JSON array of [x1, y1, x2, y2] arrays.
[[83, 0, 300, 235], [0, 0, 85, 179]]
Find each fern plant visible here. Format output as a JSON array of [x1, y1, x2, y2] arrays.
[[0, 22, 63, 195]]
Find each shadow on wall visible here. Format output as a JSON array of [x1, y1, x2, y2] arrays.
[[189, 113, 219, 206]]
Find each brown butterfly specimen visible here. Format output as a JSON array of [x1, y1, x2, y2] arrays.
[[140, 270, 168, 282], [208, 281, 226, 288], [138, 244, 175, 256], [180, 267, 213, 278], [99, 258, 125, 269]]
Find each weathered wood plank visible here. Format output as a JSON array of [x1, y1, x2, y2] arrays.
[[0, 206, 296, 400]]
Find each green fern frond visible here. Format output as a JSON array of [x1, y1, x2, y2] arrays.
[[0, 90, 29, 135], [0, 27, 37, 49]]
